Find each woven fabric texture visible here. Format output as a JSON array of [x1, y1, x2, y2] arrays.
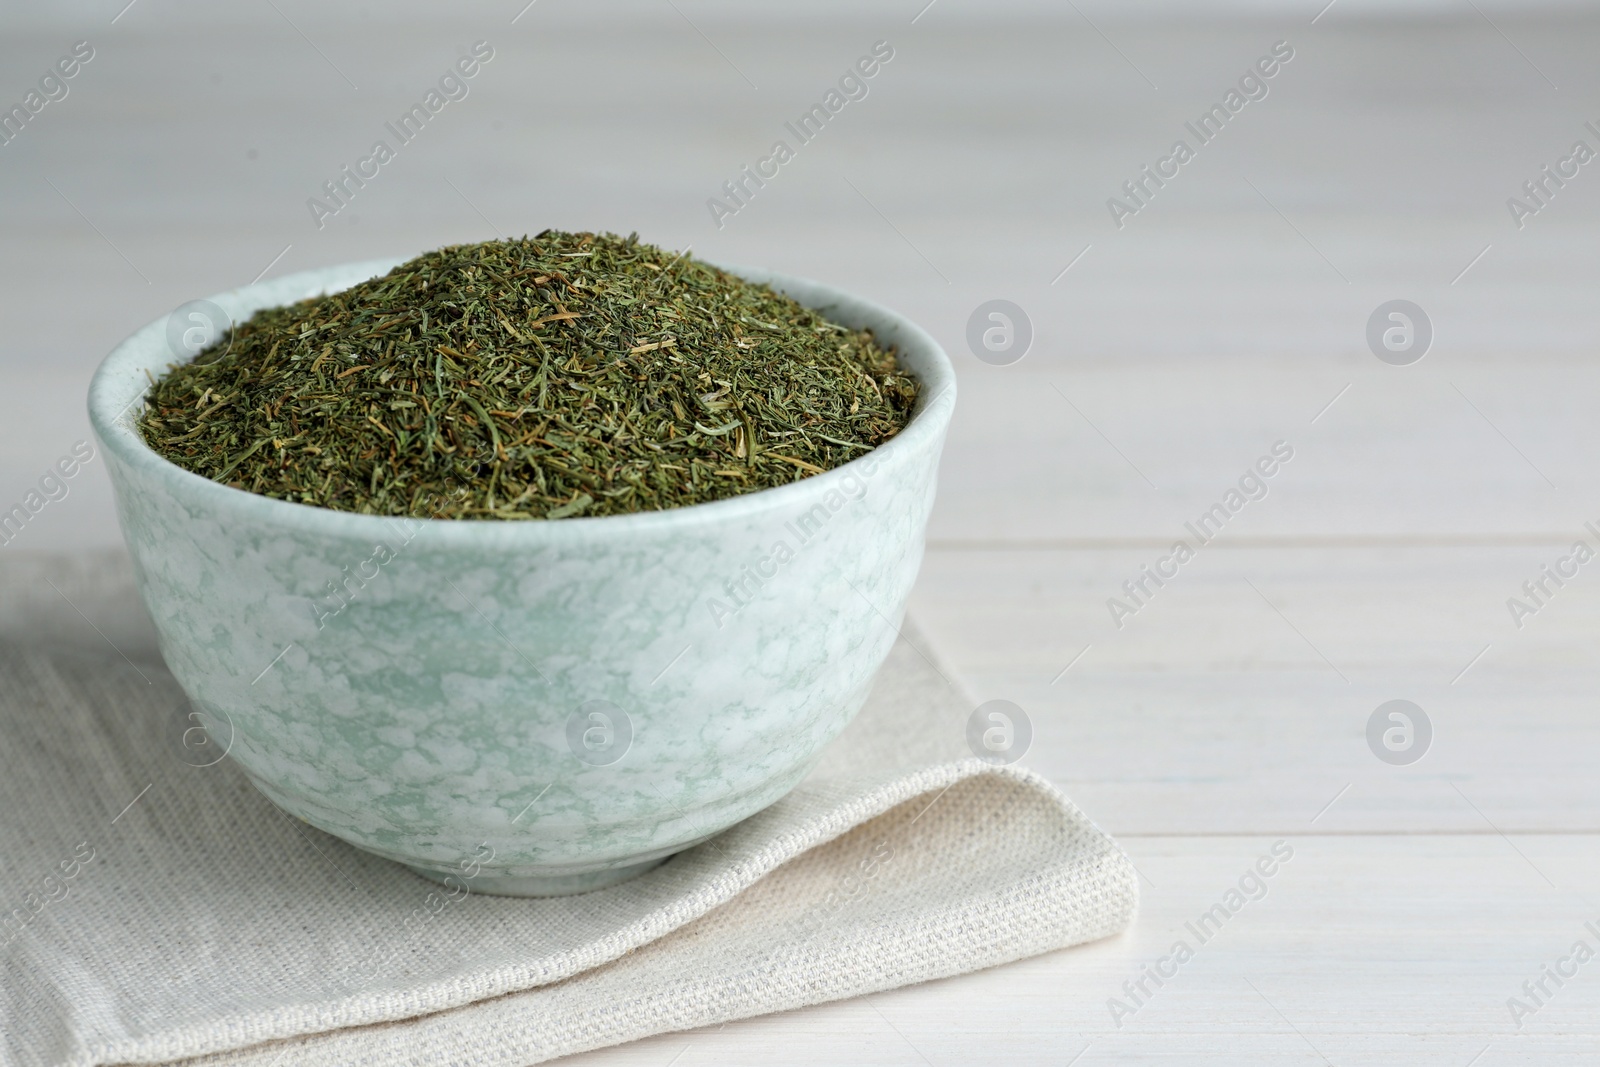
[[0, 551, 1136, 1067]]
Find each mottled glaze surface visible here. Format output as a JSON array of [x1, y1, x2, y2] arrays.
[[88, 260, 955, 895]]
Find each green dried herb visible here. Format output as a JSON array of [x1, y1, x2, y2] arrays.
[[138, 231, 918, 520]]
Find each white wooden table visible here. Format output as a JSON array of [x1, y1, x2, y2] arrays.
[[4, 4, 1598, 1063]]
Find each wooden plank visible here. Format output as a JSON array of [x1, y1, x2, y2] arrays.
[[909, 544, 1600, 833], [930, 356, 1600, 543]]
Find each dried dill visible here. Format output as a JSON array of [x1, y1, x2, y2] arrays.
[[138, 231, 918, 520]]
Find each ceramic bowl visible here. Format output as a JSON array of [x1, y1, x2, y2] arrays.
[[88, 259, 956, 896]]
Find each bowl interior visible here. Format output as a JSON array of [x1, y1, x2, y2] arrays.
[[88, 256, 957, 541]]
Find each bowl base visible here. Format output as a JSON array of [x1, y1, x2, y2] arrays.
[[403, 856, 669, 898]]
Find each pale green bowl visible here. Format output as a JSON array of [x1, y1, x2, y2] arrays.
[[88, 259, 955, 896]]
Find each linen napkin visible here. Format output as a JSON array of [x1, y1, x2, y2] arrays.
[[0, 551, 1136, 1067]]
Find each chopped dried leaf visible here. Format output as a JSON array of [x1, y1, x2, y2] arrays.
[[139, 231, 918, 520]]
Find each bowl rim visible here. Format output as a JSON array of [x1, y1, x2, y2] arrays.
[[87, 256, 957, 543]]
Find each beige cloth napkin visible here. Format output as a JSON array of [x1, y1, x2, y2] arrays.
[[0, 551, 1136, 1067]]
